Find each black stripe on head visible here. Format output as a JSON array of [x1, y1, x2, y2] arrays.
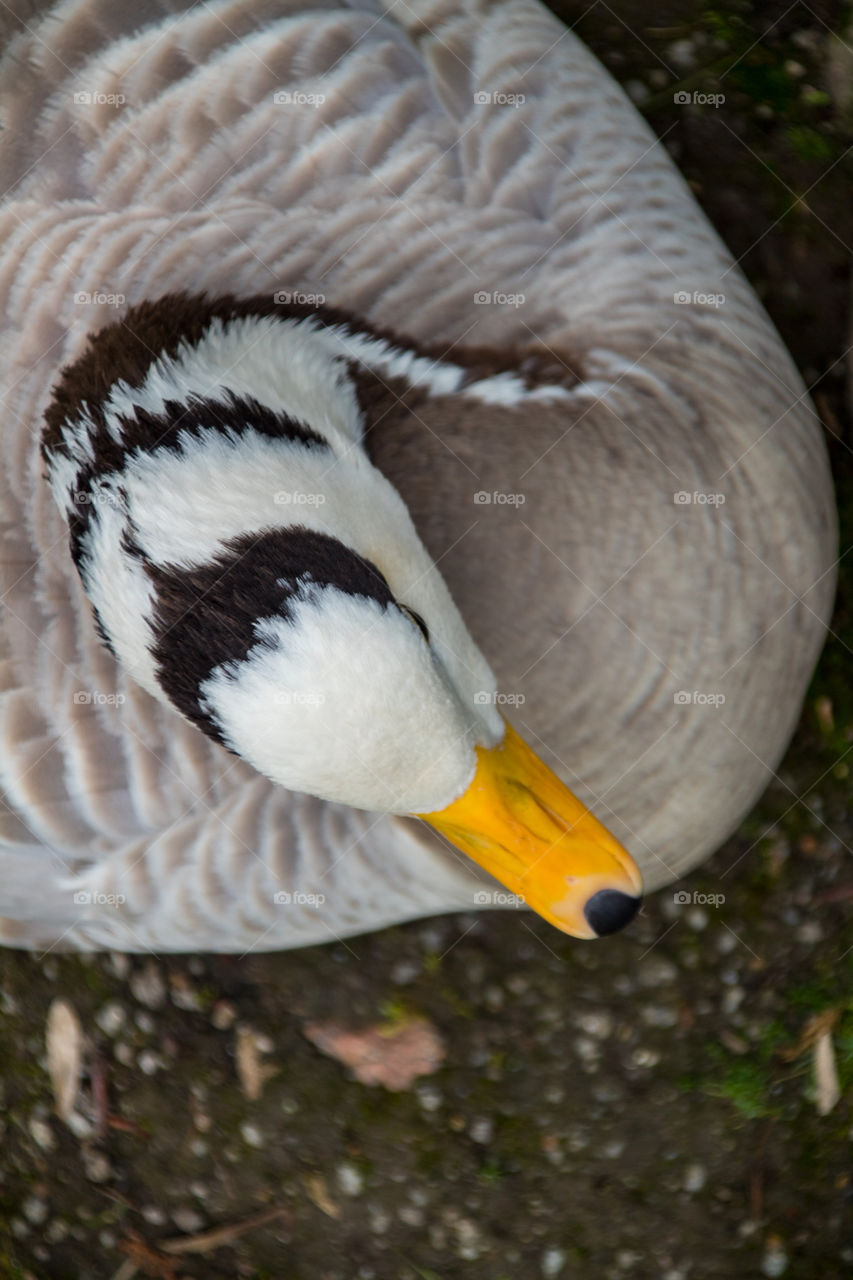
[[145, 526, 395, 745], [57, 391, 328, 567]]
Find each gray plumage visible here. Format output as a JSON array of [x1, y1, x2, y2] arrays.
[[0, 0, 836, 950]]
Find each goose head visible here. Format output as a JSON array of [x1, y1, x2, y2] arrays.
[[43, 294, 643, 939]]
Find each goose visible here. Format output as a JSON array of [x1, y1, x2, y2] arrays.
[[0, 0, 836, 954]]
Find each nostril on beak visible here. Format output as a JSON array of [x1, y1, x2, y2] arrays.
[[583, 888, 641, 937]]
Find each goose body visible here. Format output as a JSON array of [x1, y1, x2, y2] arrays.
[[0, 0, 836, 951]]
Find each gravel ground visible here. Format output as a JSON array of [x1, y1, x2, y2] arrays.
[[1, 3, 852, 1278]]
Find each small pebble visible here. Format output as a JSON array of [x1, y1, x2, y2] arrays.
[[575, 1036, 600, 1063], [337, 1162, 364, 1196], [137, 1050, 165, 1075], [240, 1122, 264, 1148], [170, 974, 204, 1012], [108, 952, 130, 979], [469, 1117, 493, 1144], [684, 1162, 707, 1193], [28, 1117, 56, 1151], [417, 1084, 443, 1112], [172, 1207, 204, 1233], [686, 907, 708, 931], [542, 1246, 566, 1277], [637, 956, 678, 987], [641, 1004, 678, 1028], [141, 1206, 167, 1226], [210, 1000, 237, 1030], [630, 1047, 662, 1069], [22, 1196, 48, 1225], [722, 987, 745, 1015], [95, 1002, 126, 1037], [390, 960, 419, 985], [762, 1237, 789, 1277], [82, 1149, 112, 1183], [130, 963, 166, 1009], [115, 1042, 134, 1066], [576, 1011, 613, 1039]]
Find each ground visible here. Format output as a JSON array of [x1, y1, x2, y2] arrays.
[[1, 2, 852, 1277]]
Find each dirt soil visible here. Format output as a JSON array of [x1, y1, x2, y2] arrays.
[[1, 2, 852, 1278]]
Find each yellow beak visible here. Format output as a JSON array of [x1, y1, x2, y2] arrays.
[[420, 721, 642, 939]]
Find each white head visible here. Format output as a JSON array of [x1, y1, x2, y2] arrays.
[[43, 295, 642, 938]]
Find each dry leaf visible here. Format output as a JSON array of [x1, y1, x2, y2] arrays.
[[46, 998, 84, 1122], [304, 1173, 339, 1218], [778, 1008, 840, 1062], [235, 1026, 278, 1101], [303, 1018, 445, 1090], [814, 1030, 841, 1116]]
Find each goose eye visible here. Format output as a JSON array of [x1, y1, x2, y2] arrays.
[[400, 604, 430, 643]]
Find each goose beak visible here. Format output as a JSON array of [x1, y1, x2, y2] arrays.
[[420, 720, 642, 939]]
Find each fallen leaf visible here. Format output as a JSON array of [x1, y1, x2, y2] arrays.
[[778, 1008, 840, 1062], [235, 1026, 278, 1101], [46, 998, 84, 1122], [814, 1030, 841, 1116], [304, 1173, 339, 1219], [303, 1017, 445, 1090]]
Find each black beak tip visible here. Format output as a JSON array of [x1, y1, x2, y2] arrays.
[[584, 888, 641, 937]]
